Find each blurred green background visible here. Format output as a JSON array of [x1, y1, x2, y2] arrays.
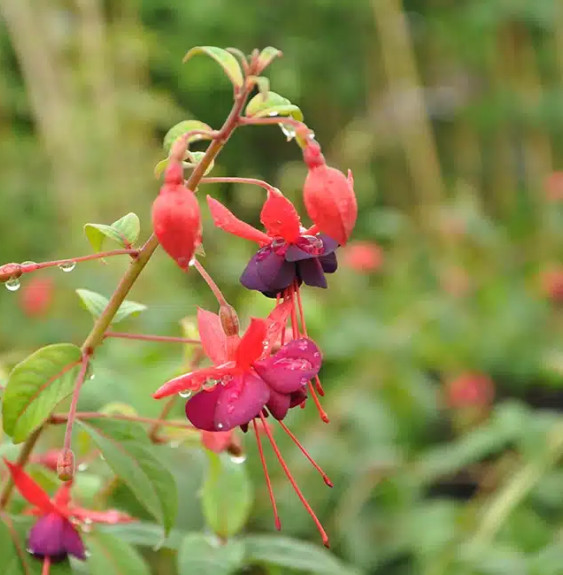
[[1, 0, 563, 574]]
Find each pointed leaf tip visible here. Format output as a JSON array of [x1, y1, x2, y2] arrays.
[[183, 46, 244, 88]]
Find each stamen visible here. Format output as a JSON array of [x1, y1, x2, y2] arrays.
[[259, 414, 330, 547], [42, 556, 51, 575], [307, 380, 330, 423], [252, 419, 281, 530], [289, 284, 300, 339], [277, 420, 333, 487]]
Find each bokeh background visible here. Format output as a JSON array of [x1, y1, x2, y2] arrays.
[[1, 1, 563, 574]]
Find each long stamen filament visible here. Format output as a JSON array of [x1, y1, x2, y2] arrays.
[[252, 419, 281, 530], [277, 420, 333, 487], [259, 414, 329, 547], [42, 556, 51, 575]]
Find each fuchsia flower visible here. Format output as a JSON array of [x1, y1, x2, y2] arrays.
[[153, 304, 321, 429], [153, 304, 332, 545], [3, 459, 134, 566], [207, 190, 338, 297]]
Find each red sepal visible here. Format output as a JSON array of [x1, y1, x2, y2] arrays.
[[152, 364, 235, 399], [3, 459, 57, 514], [260, 190, 301, 243], [236, 318, 267, 370], [262, 300, 293, 357], [197, 308, 228, 365], [207, 196, 270, 245], [72, 507, 135, 524]]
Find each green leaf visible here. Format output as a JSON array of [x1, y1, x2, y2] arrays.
[[183, 47, 244, 88], [163, 120, 214, 154], [85, 530, 151, 575], [2, 344, 82, 443], [185, 151, 215, 175], [154, 158, 169, 179], [257, 47, 283, 71], [84, 212, 140, 253], [243, 535, 360, 575], [202, 452, 253, 537], [76, 418, 177, 535], [75, 289, 146, 324], [99, 521, 186, 551], [178, 533, 244, 575], [245, 91, 304, 121], [0, 514, 72, 574]]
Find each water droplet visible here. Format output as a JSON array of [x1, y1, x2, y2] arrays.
[[58, 261, 76, 272], [313, 352, 320, 358], [178, 390, 192, 398], [21, 261, 36, 267], [217, 423, 224, 430], [297, 340, 309, 351], [230, 454, 246, 464], [268, 112, 279, 117], [5, 277, 20, 291], [300, 377, 309, 385], [89, 373, 96, 381], [188, 257, 196, 267], [83, 517, 93, 525], [226, 404, 235, 414], [170, 440, 181, 449], [77, 462, 89, 472], [203, 378, 219, 390], [280, 123, 296, 140]]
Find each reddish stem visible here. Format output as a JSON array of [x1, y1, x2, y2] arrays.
[[62, 353, 91, 455], [51, 412, 196, 431], [200, 177, 280, 196], [19, 249, 139, 273], [252, 419, 281, 530], [259, 414, 329, 547], [277, 420, 332, 487], [193, 259, 228, 306], [104, 332, 201, 345]]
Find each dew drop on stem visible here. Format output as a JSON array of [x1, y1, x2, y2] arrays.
[[230, 454, 246, 464], [58, 261, 76, 272], [5, 277, 20, 291]]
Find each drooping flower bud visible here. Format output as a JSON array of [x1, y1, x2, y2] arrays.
[[302, 140, 357, 246], [152, 137, 202, 269], [57, 448, 75, 482], [19, 277, 54, 317]]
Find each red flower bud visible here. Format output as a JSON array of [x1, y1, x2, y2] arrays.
[[343, 241, 383, 273], [152, 154, 202, 270], [445, 372, 494, 410], [302, 141, 357, 245]]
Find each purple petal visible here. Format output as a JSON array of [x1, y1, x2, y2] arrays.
[[28, 513, 86, 561], [319, 252, 338, 274], [319, 234, 339, 255], [290, 388, 308, 408], [253, 338, 322, 393], [214, 373, 270, 430], [266, 389, 291, 420], [297, 258, 327, 288], [185, 385, 223, 431], [241, 249, 296, 293]]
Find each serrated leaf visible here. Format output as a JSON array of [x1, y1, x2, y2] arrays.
[[84, 213, 140, 253], [76, 418, 177, 535], [163, 120, 214, 154], [183, 47, 244, 88], [85, 530, 150, 575], [202, 452, 253, 538], [2, 344, 82, 443], [178, 533, 244, 575], [243, 535, 360, 575], [75, 289, 146, 324], [0, 514, 72, 574], [245, 91, 304, 121], [257, 46, 283, 71]]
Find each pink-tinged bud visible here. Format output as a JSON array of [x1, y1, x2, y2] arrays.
[[219, 304, 239, 336], [343, 241, 383, 273], [0, 263, 22, 283], [57, 449, 75, 481], [152, 173, 201, 270], [19, 277, 53, 317], [445, 372, 494, 410], [302, 141, 357, 245]]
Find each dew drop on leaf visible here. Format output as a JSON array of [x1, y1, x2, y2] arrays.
[[58, 261, 76, 273], [230, 454, 246, 464]]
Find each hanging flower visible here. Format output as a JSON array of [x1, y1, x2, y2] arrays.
[[207, 190, 338, 297], [3, 459, 134, 566], [153, 305, 322, 430]]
